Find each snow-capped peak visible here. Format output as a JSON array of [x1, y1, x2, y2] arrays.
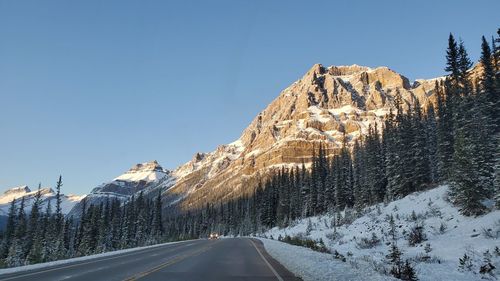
[[2, 185, 31, 196], [114, 160, 169, 182], [0, 185, 34, 205], [0, 185, 84, 215]]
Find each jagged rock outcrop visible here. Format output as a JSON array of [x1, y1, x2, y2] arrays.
[[164, 64, 446, 210]]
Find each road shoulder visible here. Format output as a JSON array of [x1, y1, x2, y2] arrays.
[[250, 238, 302, 281]]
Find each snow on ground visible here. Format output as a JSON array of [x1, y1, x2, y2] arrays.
[[260, 185, 500, 281], [0, 240, 191, 276], [260, 238, 394, 281]]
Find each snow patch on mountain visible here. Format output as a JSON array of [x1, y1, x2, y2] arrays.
[[172, 140, 245, 179], [114, 160, 169, 182], [114, 170, 167, 182]]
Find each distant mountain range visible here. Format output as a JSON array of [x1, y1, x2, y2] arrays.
[[2, 62, 484, 216], [0, 185, 84, 218]]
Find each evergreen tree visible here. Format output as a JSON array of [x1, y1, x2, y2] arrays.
[[26, 185, 43, 264], [457, 40, 472, 96], [400, 260, 418, 281], [425, 103, 439, 183], [151, 191, 164, 242], [450, 131, 487, 216], [435, 81, 454, 182], [7, 197, 27, 266], [411, 100, 431, 190], [54, 176, 64, 233], [387, 243, 403, 279], [445, 34, 460, 83], [352, 140, 368, 210], [365, 125, 385, 202], [0, 199, 17, 260], [41, 200, 53, 262], [384, 108, 401, 200]]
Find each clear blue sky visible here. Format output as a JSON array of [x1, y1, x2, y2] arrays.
[[1, 0, 498, 195]]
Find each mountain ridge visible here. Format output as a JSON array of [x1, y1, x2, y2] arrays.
[[160, 63, 452, 210], [0, 185, 84, 216], [2, 63, 469, 216], [66, 160, 174, 218]]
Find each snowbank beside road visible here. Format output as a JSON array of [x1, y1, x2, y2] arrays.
[[260, 185, 500, 281], [260, 238, 394, 281]]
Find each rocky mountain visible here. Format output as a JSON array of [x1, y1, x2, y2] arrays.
[[67, 160, 174, 218], [1, 63, 479, 217], [163, 64, 446, 210], [0, 185, 84, 216]]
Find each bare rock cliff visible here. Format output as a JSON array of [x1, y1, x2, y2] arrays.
[[164, 64, 445, 210]]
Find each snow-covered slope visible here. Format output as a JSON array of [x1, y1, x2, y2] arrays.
[[67, 160, 175, 218], [0, 185, 84, 216], [261, 185, 500, 281]]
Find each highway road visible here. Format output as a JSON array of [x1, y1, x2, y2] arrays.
[[0, 238, 300, 281]]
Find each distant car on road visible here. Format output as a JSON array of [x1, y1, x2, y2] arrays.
[[209, 233, 219, 240]]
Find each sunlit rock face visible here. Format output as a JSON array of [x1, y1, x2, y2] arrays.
[[163, 63, 452, 210]]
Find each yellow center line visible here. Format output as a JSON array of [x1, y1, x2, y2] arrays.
[[0, 241, 197, 281], [123, 240, 220, 281]]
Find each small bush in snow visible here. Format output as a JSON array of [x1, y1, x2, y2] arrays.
[[407, 223, 427, 246], [426, 199, 442, 218], [438, 222, 447, 234], [356, 233, 381, 249], [332, 250, 346, 262], [424, 243, 432, 253], [414, 253, 441, 264], [388, 214, 398, 240], [482, 227, 499, 239], [280, 235, 330, 254], [479, 250, 496, 276], [386, 238, 418, 279], [361, 255, 388, 275], [306, 219, 313, 235], [323, 218, 329, 228], [349, 259, 359, 269], [409, 210, 418, 222], [325, 230, 343, 243], [400, 260, 418, 281], [458, 253, 473, 271]]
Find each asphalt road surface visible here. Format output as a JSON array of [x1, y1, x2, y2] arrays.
[[0, 238, 300, 281]]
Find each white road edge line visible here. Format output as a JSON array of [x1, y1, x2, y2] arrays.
[[0, 240, 197, 281], [249, 238, 284, 281]]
